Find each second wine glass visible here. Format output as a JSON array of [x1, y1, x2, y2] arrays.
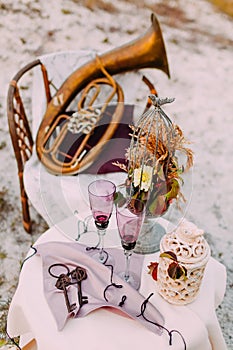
[[116, 198, 145, 289], [88, 179, 116, 264]]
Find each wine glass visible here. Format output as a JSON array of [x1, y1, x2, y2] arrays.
[[88, 179, 116, 264], [116, 198, 145, 289]]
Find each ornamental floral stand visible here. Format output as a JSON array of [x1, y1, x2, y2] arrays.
[[114, 94, 193, 256], [134, 217, 166, 254]]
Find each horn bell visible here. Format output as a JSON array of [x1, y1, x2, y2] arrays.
[[103, 12, 170, 78]]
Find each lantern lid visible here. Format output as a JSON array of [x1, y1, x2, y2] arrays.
[[160, 219, 210, 265]]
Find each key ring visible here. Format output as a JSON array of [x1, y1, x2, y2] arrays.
[[48, 263, 71, 278]]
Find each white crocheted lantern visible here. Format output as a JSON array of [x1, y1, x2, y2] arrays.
[[157, 219, 210, 305]]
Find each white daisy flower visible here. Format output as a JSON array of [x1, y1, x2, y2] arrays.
[[133, 165, 153, 192]]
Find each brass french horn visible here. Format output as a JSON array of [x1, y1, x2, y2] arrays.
[[36, 13, 170, 175]]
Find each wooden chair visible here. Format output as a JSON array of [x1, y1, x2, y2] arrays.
[[6, 13, 170, 234], [7, 51, 157, 234], [7, 59, 52, 233]]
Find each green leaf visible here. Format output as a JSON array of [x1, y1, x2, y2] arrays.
[[167, 262, 179, 279], [114, 192, 126, 207], [127, 198, 145, 214], [153, 179, 168, 196], [167, 262, 187, 280], [157, 164, 166, 181], [148, 195, 167, 216], [0, 339, 7, 346], [160, 251, 177, 261], [134, 191, 148, 201], [165, 179, 180, 201]]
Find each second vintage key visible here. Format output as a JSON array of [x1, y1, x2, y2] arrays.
[[55, 273, 77, 313], [71, 266, 88, 308]]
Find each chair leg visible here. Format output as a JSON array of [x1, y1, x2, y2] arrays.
[[21, 195, 32, 233], [19, 172, 32, 233]]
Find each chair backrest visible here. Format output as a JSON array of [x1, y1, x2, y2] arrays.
[[7, 50, 97, 232], [7, 59, 52, 232]]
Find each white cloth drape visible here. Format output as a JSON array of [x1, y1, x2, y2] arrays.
[[7, 215, 227, 350]]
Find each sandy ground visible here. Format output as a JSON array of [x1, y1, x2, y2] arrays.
[[0, 0, 233, 348]]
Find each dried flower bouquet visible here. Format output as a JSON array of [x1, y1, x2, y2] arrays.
[[114, 96, 194, 217]]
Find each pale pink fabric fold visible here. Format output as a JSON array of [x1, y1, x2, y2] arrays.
[[36, 241, 165, 334]]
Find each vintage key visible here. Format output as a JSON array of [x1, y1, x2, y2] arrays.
[[71, 266, 88, 308], [55, 273, 77, 313]]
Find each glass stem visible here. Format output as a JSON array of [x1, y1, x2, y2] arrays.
[[124, 250, 132, 282], [98, 229, 106, 262]]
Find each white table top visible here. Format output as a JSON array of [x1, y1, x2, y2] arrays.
[[7, 215, 227, 350]]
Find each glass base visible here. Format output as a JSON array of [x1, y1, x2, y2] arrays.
[[92, 250, 115, 265], [134, 219, 166, 254], [119, 271, 140, 290]]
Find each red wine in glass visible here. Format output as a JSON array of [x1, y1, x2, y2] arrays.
[[116, 199, 145, 289], [121, 235, 136, 251], [94, 214, 110, 230], [88, 180, 116, 264]]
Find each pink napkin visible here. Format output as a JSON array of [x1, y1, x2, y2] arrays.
[[36, 241, 165, 335]]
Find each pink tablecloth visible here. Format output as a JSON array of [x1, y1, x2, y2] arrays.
[[7, 215, 227, 350]]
